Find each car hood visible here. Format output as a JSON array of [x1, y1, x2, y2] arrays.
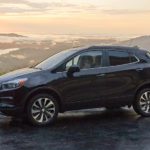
[[0, 68, 41, 83]]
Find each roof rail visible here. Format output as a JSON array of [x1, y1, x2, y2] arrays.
[[133, 45, 139, 49]]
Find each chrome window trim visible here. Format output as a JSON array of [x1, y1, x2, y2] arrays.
[[56, 51, 140, 73], [75, 55, 140, 71], [105, 55, 140, 68]]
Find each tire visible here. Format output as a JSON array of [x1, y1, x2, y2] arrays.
[[133, 88, 150, 117], [26, 93, 59, 126]]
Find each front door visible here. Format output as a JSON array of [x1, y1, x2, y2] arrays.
[[56, 49, 108, 109]]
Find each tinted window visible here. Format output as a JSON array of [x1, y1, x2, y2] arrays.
[[108, 51, 130, 66], [65, 51, 102, 70]]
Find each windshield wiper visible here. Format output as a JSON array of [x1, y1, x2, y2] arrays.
[[30, 66, 43, 70], [34, 67, 43, 70]]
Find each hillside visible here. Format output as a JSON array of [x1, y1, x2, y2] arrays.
[[117, 36, 150, 50], [0, 34, 150, 73], [0, 33, 26, 37]]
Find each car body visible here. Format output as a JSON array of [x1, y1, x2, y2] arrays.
[[1, 45, 150, 126]]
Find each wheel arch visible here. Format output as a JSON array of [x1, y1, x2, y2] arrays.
[[135, 82, 150, 99], [23, 87, 64, 113]]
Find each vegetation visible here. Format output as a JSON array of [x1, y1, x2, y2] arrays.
[[0, 72, 4, 76]]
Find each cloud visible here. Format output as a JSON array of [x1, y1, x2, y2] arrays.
[[0, 0, 49, 9], [103, 9, 150, 15], [0, 7, 27, 13], [0, 0, 99, 15], [0, 0, 150, 16], [0, 0, 51, 15], [0, 0, 81, 9]]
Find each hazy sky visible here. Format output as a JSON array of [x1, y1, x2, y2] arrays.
[[0, 0, 150, 36]]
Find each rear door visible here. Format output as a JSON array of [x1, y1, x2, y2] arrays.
[[103, 49, 140, 105]]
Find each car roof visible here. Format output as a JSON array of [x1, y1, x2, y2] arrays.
[[71, 45, 144, 53]]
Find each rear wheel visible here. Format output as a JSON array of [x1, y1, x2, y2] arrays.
[[133, 88, 150, 117], [27, 94, 59, 126]]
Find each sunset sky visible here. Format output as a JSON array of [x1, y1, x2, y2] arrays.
[[0, 0, 150, 37]]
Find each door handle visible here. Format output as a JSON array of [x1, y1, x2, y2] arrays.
[[96, 73, 106, 77], [136, 68, 143, 72]]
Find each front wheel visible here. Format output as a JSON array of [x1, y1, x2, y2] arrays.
[[27, 94, 59, 126], [133, 88, 150, 117]]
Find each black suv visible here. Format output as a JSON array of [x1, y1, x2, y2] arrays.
[[1, 46, 150, 126]]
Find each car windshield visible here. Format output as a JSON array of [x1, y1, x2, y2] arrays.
[[35, 50, 77, 70]]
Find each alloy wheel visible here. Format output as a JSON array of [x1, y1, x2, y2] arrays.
[[139, 91, 150, 113], [31, 97, 55, 123]]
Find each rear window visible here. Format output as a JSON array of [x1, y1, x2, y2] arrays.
[[108, 51, 130, 66]]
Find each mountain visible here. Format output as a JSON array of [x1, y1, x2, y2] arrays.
[[1, 34, 150, 73], [118, 36, 150, 50], [0, 33, 26, 37]]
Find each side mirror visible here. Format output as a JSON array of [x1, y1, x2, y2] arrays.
[[67, 65, 80, 77]]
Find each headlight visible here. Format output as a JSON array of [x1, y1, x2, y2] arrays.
[[0, 78, 28, 91]]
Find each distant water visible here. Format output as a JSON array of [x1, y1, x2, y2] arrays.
[[0, 48, 20, 56]]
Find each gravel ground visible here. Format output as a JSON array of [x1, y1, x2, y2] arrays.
[[0, 108, 150, 150]]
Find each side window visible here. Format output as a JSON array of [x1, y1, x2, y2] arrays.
[[65, 51, 103, 70], [66, 60, 73, 70], [65, 55, 80, 70], [130, 55, 139, 63], [108, 50, 130, 66]]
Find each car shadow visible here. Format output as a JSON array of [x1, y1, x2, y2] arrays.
[[0, 108, 148, 129]]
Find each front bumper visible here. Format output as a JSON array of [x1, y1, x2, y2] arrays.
[[0, 107, 21, 116], [0, 87, 27, 116], [0, 96, 22, 116]]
